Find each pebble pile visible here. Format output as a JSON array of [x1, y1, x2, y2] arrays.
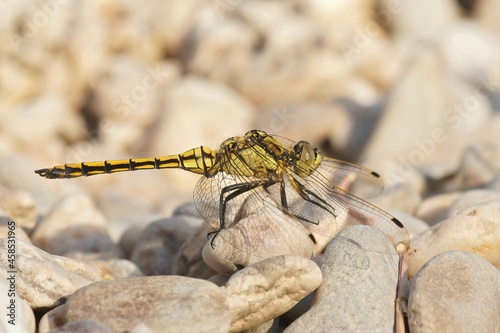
[[1, 0, 500, 332]]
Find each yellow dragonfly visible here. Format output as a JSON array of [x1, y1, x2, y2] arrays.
[[35, 129, 409, 252]]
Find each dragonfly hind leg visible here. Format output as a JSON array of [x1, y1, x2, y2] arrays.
[[208, 180, 271, 248], [281, 176, 338, 227]]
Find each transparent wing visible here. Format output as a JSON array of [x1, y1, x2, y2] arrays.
[[287, 163, 409, 247], [193, 171, 258, 230], [268, 133, 385, 198], [316, 158, 385, 199]]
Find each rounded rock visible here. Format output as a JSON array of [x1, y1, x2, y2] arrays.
[[447, 189, 500, 217], [61, 276, 231, 333], [86, 259, 143, 279], [408, 199, 500, 278], [415, 191, 462, 226], [285, 225, 401, 332], [202, 207, 314, 276], [47, 319, 114, 333], [31, 194, 123, 259], [408, 251, 500, 332], [0, 239, 101, 308], [130, 215, 204, 275], [171, 223, 217, 279], [0, 187, 37, 231], [0, 217, 31, 244], [224, 255, 321, 332]]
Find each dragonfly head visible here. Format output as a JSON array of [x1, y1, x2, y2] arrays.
[[294, 141, 322, 177]]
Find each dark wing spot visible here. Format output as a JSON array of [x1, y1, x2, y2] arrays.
[[308, 234, 317, 244], [391, 217, 404, 228], [371, 171, 380, 178]]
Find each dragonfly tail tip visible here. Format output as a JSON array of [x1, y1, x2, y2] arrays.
[[35, 168, 51, 178]]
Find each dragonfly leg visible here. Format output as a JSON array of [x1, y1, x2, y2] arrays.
[[286, 176, 337, 224], [209, 180, 269, 248]]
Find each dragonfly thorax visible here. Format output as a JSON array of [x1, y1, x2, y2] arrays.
[[219, 134, 280, 179], [215, 130, 322, 181]]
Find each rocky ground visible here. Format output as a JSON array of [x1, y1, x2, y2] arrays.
[[1, 0, 500, 332]]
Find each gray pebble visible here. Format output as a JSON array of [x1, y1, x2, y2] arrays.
[[285, 225, 401, 332]]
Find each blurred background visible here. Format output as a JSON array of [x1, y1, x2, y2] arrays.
[[1, 0, 500, 239]]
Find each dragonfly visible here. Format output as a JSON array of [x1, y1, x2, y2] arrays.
[[35, 129, 409, 254]]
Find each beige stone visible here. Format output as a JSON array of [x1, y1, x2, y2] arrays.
[[224, 255, 321, 332]]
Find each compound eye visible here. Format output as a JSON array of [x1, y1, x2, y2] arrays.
[[294, 141, 320, 177], [301, 143, 315, 165], [294, 141, 313, 162]]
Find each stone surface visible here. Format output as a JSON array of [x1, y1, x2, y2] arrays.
[[379, 0, 460, 40], [129, 323, 156, 333], [285, 225, 401, 332], [151, 76, 254, 156], [0, 216, 31, 244], [47, 319, 114, 333], [246, 319, 277, 333], [59, 276, 230, 333], [408, 251, 500, 333], [369, 183, 422, 215], [408, 200, 500, 278], [96, 193, 153, 242], [3, 1, 500, 331], [446, 142, 500, 191], [87, 259, 143, 279], [202, 202, 315, 276], [38, 305, 64, 333], [0, 239, 101, 308], [130, 215, 204, 275], [361, 46, 492, 179], [171, 222, 217, 279], [224, 255, 321, 332], [0, 278, 36, 333], [447, 189, 500, 217], [31, 194, 123, 259], [87, 56, 179, 151], [416, 192, 462, 226], [0, 186, 37, 231], [118, 215, 161, 258], [254, 103, 353, 157], [184, 7, 259, 83]]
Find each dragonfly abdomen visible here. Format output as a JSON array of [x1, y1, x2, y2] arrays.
[[35, 146, 217, 179]]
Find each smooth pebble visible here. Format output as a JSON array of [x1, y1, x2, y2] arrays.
[[0, 239, 101, 308], [285, 225, 401, 332], [224, 255, 321, 332], [130, 215, 204, 275], [31, 194, 123, 259], [408, 251, 500, 333], [408, 199, 500, 278], [58, 276, 231, 333]]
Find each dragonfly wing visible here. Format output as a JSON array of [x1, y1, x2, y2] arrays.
[[202, 178, 317, 274], [317, 158, 385, 199], [194, 171, 273, 231], [287, 168, 409, 249]]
